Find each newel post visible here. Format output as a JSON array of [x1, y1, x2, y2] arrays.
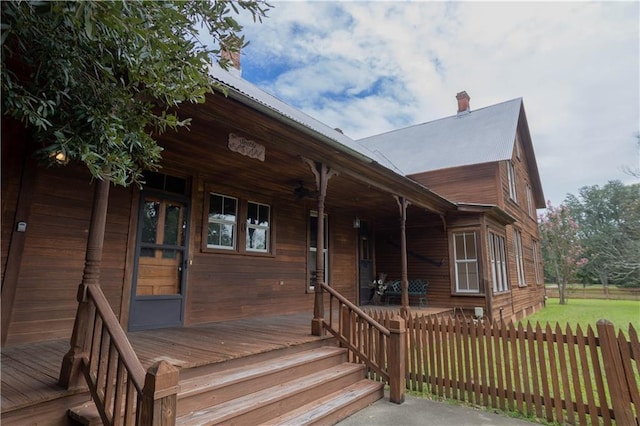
[[388, 315, 406, 404], [139, 361, 180, 426], [59, 283, 91, 389], [596, 319, 635, 424]]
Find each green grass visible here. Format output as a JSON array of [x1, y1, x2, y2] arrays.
[[526, 298, 640, 334]]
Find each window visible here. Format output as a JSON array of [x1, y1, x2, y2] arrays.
[[308, 212, 328, 291], [246, 201, 270, 252], [453, 232, 480, 293], [207, 194, 237, 250], [204, 191, 272, 254], [514, 229, 526, 286], [507, 161, 517, 202], [533, 239, 543, 285], [526, 184, 535, 218], [515, 134, 522, 159], [489, 232, 509, 293]]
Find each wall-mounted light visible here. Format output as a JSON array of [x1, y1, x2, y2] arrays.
[[49, 151, 68, 165], [353, 217, 361, 229]]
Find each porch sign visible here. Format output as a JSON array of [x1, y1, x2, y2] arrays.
[[228, 133, 265, 161]]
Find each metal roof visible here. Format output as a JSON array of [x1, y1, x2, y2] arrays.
[[209, 65, 391, 168], [358, 98, 523, 175]]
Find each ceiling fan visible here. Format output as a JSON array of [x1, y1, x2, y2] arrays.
[[293, 181, 318, 200]]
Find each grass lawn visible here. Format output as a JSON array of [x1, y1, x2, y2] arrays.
[[525, 298, 640, 333]]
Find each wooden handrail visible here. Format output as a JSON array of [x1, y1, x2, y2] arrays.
[[321, 283, 390, 336], [85, 284, 146, 392], [320, 283, 405, 403], [61, 283, 178, 425]]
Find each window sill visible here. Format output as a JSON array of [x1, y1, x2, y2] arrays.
[[201, 247, 275, 258], [451, 292, 484, 297]]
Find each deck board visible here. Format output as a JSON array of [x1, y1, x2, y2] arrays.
[[1, 310, 450, 416]]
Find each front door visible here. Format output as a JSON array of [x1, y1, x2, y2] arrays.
[[358, 221, 374, 305], [129, 173, 189, 331]]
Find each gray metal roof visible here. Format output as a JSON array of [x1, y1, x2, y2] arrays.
[[358, 98, 523, 175], [209, 65, 391, 168]]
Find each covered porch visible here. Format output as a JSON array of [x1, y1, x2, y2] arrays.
[[1, 308, 456, 425]]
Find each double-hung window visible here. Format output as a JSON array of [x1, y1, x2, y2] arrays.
[[246, 201, 270, 252], [308, 212, 329, 291], [526, 184, 535, 218], [207, 194, 237, 250], [453, 232, 480, 293], [514, 229, 526, 286], [489, 232, 509, 293], [507, 161, 517, 202], [533, 239, 543, 285], [205, 191, 272, 254]]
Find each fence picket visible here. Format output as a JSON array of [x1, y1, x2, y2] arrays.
[[555, 323, 573, 424], [515, 322, 529, 415], [388, 313, 636, 426], [545, 323, 563, 423], [566, 323, 586, 425], [587, 325, 611, 425]]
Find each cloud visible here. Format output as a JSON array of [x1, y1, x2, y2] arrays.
[[235, 1, 639, 205]]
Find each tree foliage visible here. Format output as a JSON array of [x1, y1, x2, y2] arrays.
[[1, 0, 269, 186], [538, 202, 584, 304], [565, 181, 640, 288]]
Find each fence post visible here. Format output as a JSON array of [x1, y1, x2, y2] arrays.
[[389, 316, 406, 404], [139, 361, 179, 426], [59, 283, 91, 390], [596, 319, 635, 425]]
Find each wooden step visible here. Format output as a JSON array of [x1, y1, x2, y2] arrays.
[[177, 346, 347, 416], [67, 401, 101, 426], [263, 379, 384, 425], [176, 362, 366, 425]]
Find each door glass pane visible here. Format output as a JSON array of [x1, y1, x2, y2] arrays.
[[141, 201, 160, 243], [163, 204, 183, 246]]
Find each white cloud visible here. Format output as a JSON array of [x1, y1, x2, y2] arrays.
[[236, 1, 640, 205]]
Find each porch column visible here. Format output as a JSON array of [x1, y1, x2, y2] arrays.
[[311, 163, 331, 336], [59, 177, 110, 388], [395, 196, 410, 318]]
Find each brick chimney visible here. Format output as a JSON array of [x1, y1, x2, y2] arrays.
[[456, 91, 470, 114]]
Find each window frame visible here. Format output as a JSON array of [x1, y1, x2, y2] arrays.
[[526, 184, 535, 219], [514, 229, 526, 287], [308, 211, 329, 293], [507, 160, 518, 203], [202, 188, 274, 256], [532, 239, 543, 285], [206, 193, 238, 251], [452, 231, 481, 294], [246, 200, 271, 253], [489, 231, 509, 294]]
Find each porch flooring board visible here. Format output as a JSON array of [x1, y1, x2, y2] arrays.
[[0, 310, 451, 415]]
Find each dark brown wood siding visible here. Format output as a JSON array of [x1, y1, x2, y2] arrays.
[[409, 162, 500, 205], [5, 164, 132, 345]]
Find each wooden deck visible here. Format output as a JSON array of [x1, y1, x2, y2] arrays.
[[1, 308, 454, 423], [1, 312, 325, 417]]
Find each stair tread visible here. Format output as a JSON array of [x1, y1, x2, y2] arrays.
[[68, 402, 101, 426], [179, 346, 346, 399], [263, 379, 384, 426], [177, 362, 365, 426]]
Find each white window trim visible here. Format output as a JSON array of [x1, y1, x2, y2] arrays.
[[207, 193, 238, 250], [453, 231, 480, 294], [246, 201, 270, 253], [533, 240, 543, 285], [507, 161, 518, 202], [489, 232, 509, 293], [526, 184, 535, 218], [309, 212, 329, 291], [514, 229, 526, 286]]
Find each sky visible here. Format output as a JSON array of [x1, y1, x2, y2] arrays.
[[232, 1, 640, 207]]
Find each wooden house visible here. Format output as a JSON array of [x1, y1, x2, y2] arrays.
[[360, 90, 546, 322], [1, 57, 545, 424]]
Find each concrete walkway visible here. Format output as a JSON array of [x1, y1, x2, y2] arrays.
[[338, 394, 538, 426]]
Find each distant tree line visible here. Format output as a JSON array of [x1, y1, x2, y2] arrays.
[[539, 181, 640, 303]]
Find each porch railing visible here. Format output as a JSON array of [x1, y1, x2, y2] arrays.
[[59, 284, 179, 425], [320, 282, 406, 403]]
